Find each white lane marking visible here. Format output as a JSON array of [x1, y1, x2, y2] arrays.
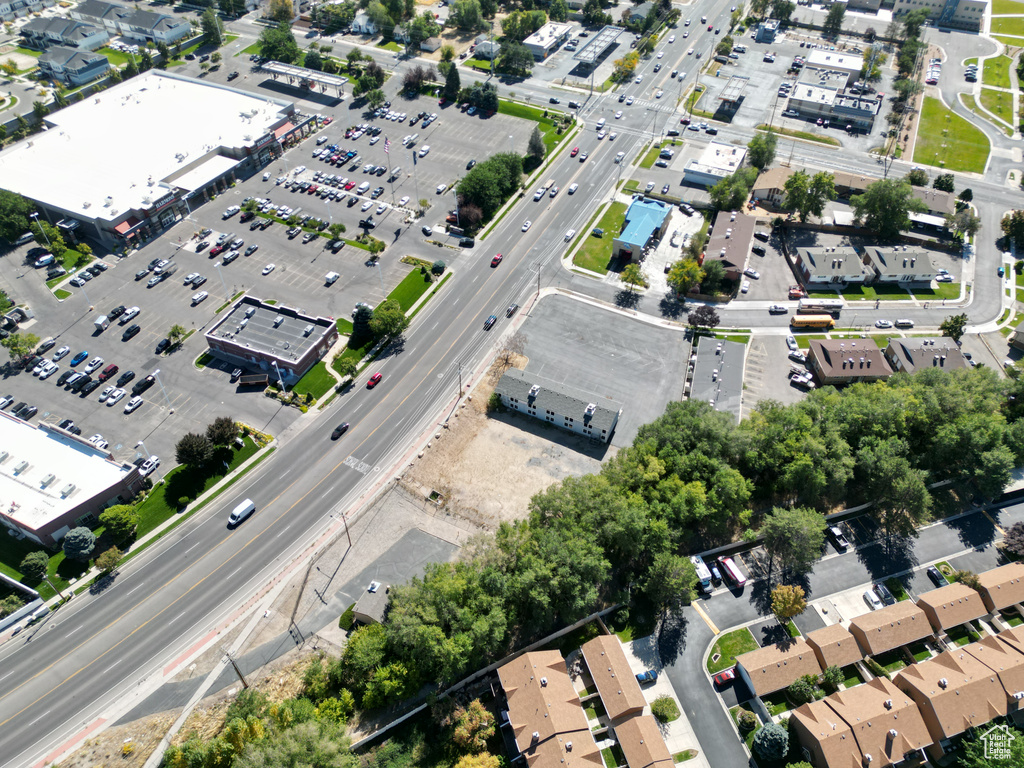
[[26, 710, 51, 727]]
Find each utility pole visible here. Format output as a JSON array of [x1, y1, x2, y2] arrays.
[[223, 648, 249, 688]]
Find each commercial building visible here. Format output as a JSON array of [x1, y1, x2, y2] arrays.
[[916, 582, 988, 633], [580, 635, 647, 723], [204, 296, 339, 385], [735, 638, 823, 697], [0, 414, 145, 546], [892, 0, 986, 31], [805, 624, 864, 671], [71, 0, 190, 44], [0, 71, 295, 249], [702, 210, 756, 282], [688, 338, 745, 422], [849, 600, 932, 657], [975, 562, 1024, 614], [755, 19, 779, 43], [808, 338, 893, 387], [794, 246, 866, 287], [884, 338, 970, 375], [571, 25, 623, 66], [20, 17, 109, 50], [522, 21, 571, 59], [494, 368, 622, 444], [864, 246, 936, 284], [36, 46, 110, 86], [791, 677, 932, 768], [683, 141, 747, 187], [784, 67, 882, 132], [497, 651, 603, 768], [805, 51, 864, 87], [612, 195, 672, 261]]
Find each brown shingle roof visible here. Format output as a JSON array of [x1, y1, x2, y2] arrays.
[[736, 637, 823, 696], [993, 625, 1024, 656], [792, 677, 932, 768], [753, 166, 793, 193], [498, 651, 603, 768], [808, 338, 893, 383], [976, 562, 1024, 613], [965, 633, 1024, 699], [895, 648, 1009, 740], [615, 715, 674, 768], [580, 635, 647, 722], [805, 624, 864, 670], [849, 601, 932, 656], [916, 582, 987, 632]]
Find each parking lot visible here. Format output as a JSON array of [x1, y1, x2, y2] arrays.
[[520, 294, 690, 447]]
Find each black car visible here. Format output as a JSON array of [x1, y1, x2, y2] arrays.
[[227, 71, 239, 80], [331, 423, 350, 440], [358, 218, 376, 229], [58, 418, 74, 429], [873, 583, 896, 606], [37, 338, 57, 354], [927, 566, 946, 587], [506, 304, 519, 318], [466, 159, 476, 170], [70, 374, 92, 392], [68, 425, 82, 435], [17, 405, 37, 419], [109, 305, 126, 319], [81, 379, 102, 395], [240, 211, 255, 222], [156, 338, 170, 353], [122, 324, 141, 341], [196, 240, 210, 251], [132, 375, 156, 395], [117, 370, 136, 387], [57, 370, 74, 386], [11, 401, 26, 415], [371, 186, 384, 198], [483, 314, 497, 330], [250, 220, 262, 230]]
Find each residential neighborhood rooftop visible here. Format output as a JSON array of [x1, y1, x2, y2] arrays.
[[975, 562, 1024, 613], [848, 601, 932, 656], [736, 638, 823, 697], [580, 635, 647, 722], [805, 623, 864, 670], [916, 582, 988, 631]]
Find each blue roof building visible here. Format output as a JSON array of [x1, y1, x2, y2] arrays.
[[613, 195, 672, 262]]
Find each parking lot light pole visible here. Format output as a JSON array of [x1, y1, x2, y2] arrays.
[[271, 360, 285, 390], [152, 368, 172, 409], [213, 262, 230, 300], [30, 212, 50, 247], [135, 439, 150, 460]]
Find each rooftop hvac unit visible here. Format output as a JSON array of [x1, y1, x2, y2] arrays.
[[585, 403, 597, 415], [531, 731, 540, 742], [889, 729, 898, 738], [1013, 691, 1024, 700], [884, 699, 893, 709], [529, 384, 540, 397], [274, 315, 285, 327], [540, 677, 548, 687], [60, 483, 76, 497], [40, 473, 55, 488], [0, 451, 7, 463], [13, 460, 28, 474], [939, 678, 948, 688]]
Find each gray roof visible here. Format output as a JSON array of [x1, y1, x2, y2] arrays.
[[39, 46, 107, 69], [495, 368, 622, 434], [205, 297, 333, 366], [353, 583, 390, 624], [865, 246, 934, 278], [689, 339, 745, 422], [884, 337, 969, 375], [797, 247, 865, 280]]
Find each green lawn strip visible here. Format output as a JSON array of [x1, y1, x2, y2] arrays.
[[376, 41, 402, 52], [215, 290, 246, 313], [786, 620, 800, 638], [291, 361, 335, 400], [992, 16, 1024, 36], [993, 0, 1024, 12], [914, 96, 990, 173], [119, 447, 276, 567], [980, 87, 1015, 127], [389, 267, 435, 312], [601, 744, 626, 768], [909, 641, 932, 662], [673, 750, 698, 762], [763, 691, 792, 716], [885, 577, 910, 601], [965, 58, 978, 68], [195, 351, 213, 369], [584, 699, 606, 720], [134, 439, 260, 538], [842, 664, 864, 688], [808, 283, 910, 301], [946, 623, 981, 646], [708, 627, 757, 673], [993, 34, 1024, 47], [755, 124, 841, 146], [54, 289, 72, 300], [336, 318, 354, 335], [794, 333, 828, 349], [874, 649, 907, 674], [912, 282, 960, 300], [983, 55, 1014, 89], [238, 42, 262, 57], [1000, 609, 1023, 627], [729, 706, 761, 750], [573, 202, 627, 275], [716, 333, 751, 343], [935, 560, 956, 582], [98, 46, 133, 68], [639, 139, 683, 169]]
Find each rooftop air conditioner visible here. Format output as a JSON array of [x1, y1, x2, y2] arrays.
[[40, 473, 55, 488], [540, 677, 548, 687], [13, 460, 28, 474], [60, 483, 76, 497]]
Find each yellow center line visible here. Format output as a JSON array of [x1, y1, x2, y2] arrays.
[[691, 600, 719, 635], [982, 509, 1005, 536]]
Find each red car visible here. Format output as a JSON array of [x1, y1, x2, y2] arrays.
[[714, 668, 736, 687], [209, 244, 226, 256], [367, 372, 383, 388], [345, 181, 356, 190], [570, 146, 579, 157], [491, 254, 503, 267], [323, 117, 333, 125]]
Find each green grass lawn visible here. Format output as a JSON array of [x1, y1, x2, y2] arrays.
[[498, 99, 573, 154], [673, 750, 698, 762], [756, 124, 841, 146], [993, 0, 1024, 12], [729, 706, 760, 751], [794, 333, 829, 349], [336, 318, 354, 336], [809, 283, 908, 301], [239, 42, 262, 57], [389, 268, 435, 312], [98, 46, 135, 68], [15, 46, 41, 58], [573, 202, 626, 274], [912, 282, 961, 300], [909, 641, 933, 662], [708, 628, 757, 673], [983, 55, 1014, 88], [376, 41, 402, 52], [786, 620, 800, 637], [946, 624, 982, 646], [885, 577, 910, 601], [54, 289, 72, 300], [994, 34, 1024, 47], [914, 96, 990, 173], [1001, 609, 1023, 627], [601, 744, 626, 768], [935, 561, 956, 582], [980, 87, 1015, 127], [291, 361, 335, 400], [584, 699, 606, 720], [135, 438, 260, 538], [874, 649, 908, 674], [763, 691, 792, 716], [992, 16, 1024, 36], [842, 665, 864, 688]]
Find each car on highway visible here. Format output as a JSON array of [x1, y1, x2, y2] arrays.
[[579, 151, 588, 161], [713, 668, 736, 687], [668, 34, 675, 42], [331, 423, 350, 439], [568, 183, 579, 194], [522, 220, 532, 232], [483, 314, 497, 330], [570, 146, 579, 157], [491, 254, 503, 267], [863, 589, 883, 610], [506, 304, 519, 317], [768, 304, 788, 314], [367, 372, 383, 388], [635, 74, 643, 83]]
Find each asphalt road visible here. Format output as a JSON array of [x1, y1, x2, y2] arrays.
[[0, 2, 1018, 764]]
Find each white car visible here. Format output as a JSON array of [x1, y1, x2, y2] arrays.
[[262, 264, 276, 275], [361, 200, 373, 211], [744, 268, 760, 279], [609, 132, 617, 140], [32, 358, 48, 375], [522, 220, 532, 232], [98, 385, 115, 402], [53, 345, 70, 361], [635, 74, 643, 83], [668, 35, 675, 43], [369, 136, 379, 145], [864, 590, 884, 611], [398, 195, 410, 206], [768, 304, 788, 314], [38, 362, 58, 380], [786, 334, 799, 351], [741, 280, 751, 294], [615, 151, 625, 163], [875, 319, 893, 328], [276, 176, 287, 185], [687, 47, 694, 55], [106, 388, 126, 406], [657, 51, 664, 58], [88, 433, 104, 444], [436, 183, 447, 194], [84, 356, 104, 374], [294, 165, 306, 175], [568, 183, 579, 194], [376, 204, 387, 214], [598, 130, 607, 139], [419, 146, 431, 157], [615, 110, 623, 119], [655, 90, 664, 99], [124, 395, 144, 414], [191, 291, 209, 305], [140, 455, 160, 476], [184, 272, 199, 285]]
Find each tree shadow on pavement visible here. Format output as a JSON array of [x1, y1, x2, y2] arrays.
[[944, 508, 999, 552], [658, 292, 687, 319], [614, 289, 641, 310], [856, 535, 919, 581], [657, 611, 689, 666]]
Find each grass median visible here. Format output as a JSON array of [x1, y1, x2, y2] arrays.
[[983, 55, 1013, 88], [980, 87, 1015, 127], [708, 627, 757, 673]]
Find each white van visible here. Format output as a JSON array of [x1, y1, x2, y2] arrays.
[[596, 118, 606, 130], [228, 498, 255, 526], [357, 181, 370, 194], [389, 166, 402, 180], [325, 271, 340, 285]]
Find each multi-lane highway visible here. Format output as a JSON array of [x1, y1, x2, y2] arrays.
[[0, 3, 1014, 765]]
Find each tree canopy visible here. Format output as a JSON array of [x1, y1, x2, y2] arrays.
[[258, 22, 300, 64], [457, 152, 522, 221], [850, 179, 927, 240], [782, 170, 836, 222], [0, 191, 36, 243]]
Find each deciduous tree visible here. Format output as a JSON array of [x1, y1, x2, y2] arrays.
[[620, 263, 648, 293], [62, 527, 96, 561], [95, 546, 122, 574], [207, 416, 238, 446], [940, 313, 968, 341], [747, 129, 777, 170], [99, 504, 140, 543], [201, 8, 223, 46], [905, 168, 929, 187], [1, 332, 40, 362], [258, 21, 300, 64], [0, 190, 36, 242], [771, 583, 807, 622], [933, 172, 955, 192], [1003, 521, 1024, 560], [782, 170, 836, 222], [176, 432, 214, 468], [643, 551, 697, 613], [667, 258, 704, 296], [19, 551, 49, 580], [687, 305, 720, 332], [760, 506, 826, 577], [452, 699, 495, 752], [822, 3, 845, 36], [369, 298, 409, 340], [850, 178, 927, 240]]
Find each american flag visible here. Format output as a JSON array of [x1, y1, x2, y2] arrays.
[[384, 137, 391, 155]]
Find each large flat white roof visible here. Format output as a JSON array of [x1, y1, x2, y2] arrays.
[[0, 414, 134, 533], [0, 71, 292, 222]]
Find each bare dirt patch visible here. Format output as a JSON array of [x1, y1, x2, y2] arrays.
[[404, 357, 611, 527], [59, 711, 177, 768]]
